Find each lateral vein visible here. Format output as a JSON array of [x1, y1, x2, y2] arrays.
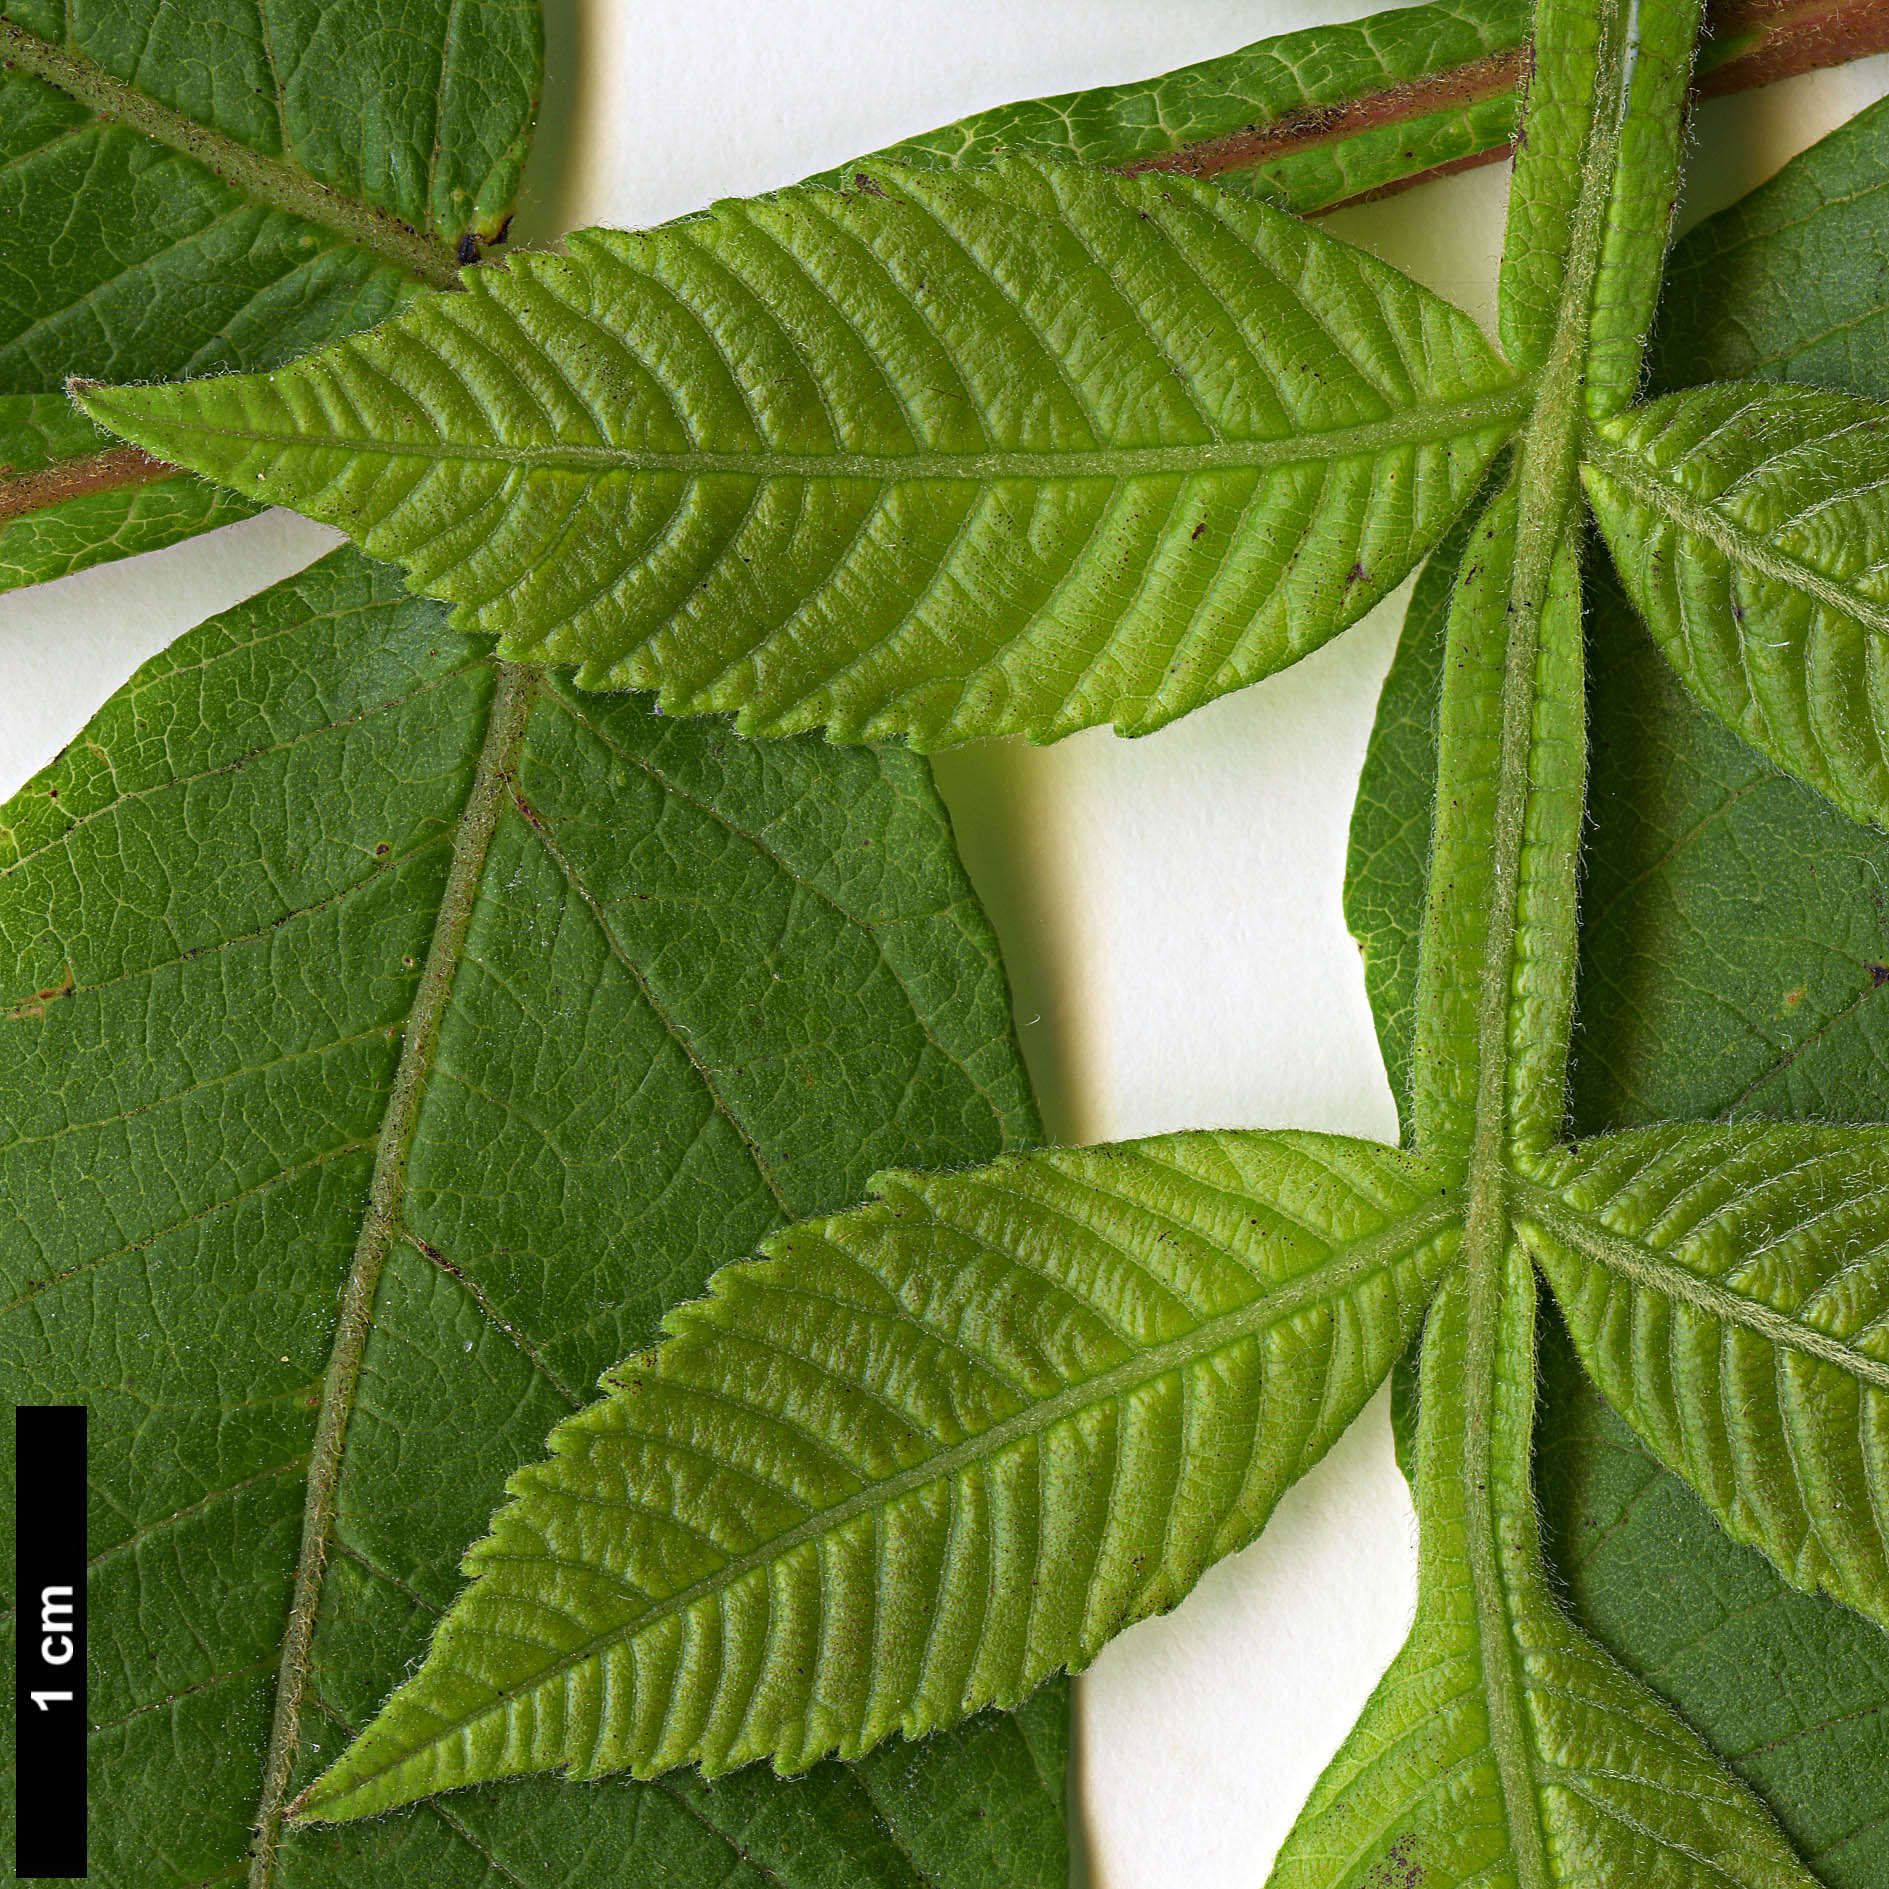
[[1583, 430, 1889, 636]]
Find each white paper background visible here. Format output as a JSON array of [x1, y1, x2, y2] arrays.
[[5, 7, 1887, 1881]]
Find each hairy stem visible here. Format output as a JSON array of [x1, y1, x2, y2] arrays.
[[1412, 0, 1706, 1866]]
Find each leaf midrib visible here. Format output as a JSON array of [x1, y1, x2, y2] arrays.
[[107, 383, 1535, 483], [248, 659, 536, 1888], [1444, 0, 1658, 1875], [296, 1187, 1459, 1817], [0, 16, 461, 292], [1514, 1177, 1889, 1390], [1582, 425, 1889, 635]]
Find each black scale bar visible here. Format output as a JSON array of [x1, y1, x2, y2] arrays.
[[14, 1406, 86, 1880]]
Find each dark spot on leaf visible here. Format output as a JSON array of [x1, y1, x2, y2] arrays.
[[852, 172, 885, 197], [1870, 963, 1889, 988], [374, 842, 391, 858], [1192, 521, 1208, 541], [8, 964, 75, 1021], [1366, 1834, 1425, 1887]]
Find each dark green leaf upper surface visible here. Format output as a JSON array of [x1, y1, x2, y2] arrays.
[[1651, 89, 1889, 397], [0, 548, 1058, 1888], [0, 0, 540, 591], [76, 156, 1524, 749], [301, 1131, 1455, 1819], [1574, 557, 1889, 1127]]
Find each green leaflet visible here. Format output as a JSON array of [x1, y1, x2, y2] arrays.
[[833, 0, 1530, 216], [1584, 382, 1889, 831], [1517, 1125, 1889, 1632], [1270, 1251, 1811, 1889], [1410, 482, 1584, 1166], [75, 156, 1526, 750], [1650, 88, 1889, 398], [0, 548, 1063, 1889], [296, 1132, 1457, 1821], [1341, 505, 1455, 1149], [1539, 1319, 1889, 1888], [0, 0, 541, 593], [838, 0, 1884, 222]]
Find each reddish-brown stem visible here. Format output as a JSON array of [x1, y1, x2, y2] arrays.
[[1695, 0, 1889, 94], [1124, 0, 1889, 213], [0, 444, 178, 527], [1121, 49, 1528, 191]]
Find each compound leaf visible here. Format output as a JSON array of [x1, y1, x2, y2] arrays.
[[0, 546, 1061, 1889], [0, 0, 540, 593], [1585, 382, 1889, 830], [1345, 87, 1889, 1878], [77, 156, 1524, 750], [297, 1131, 1458, 1821], [1269, 1254, 1811, 1889], [1518, 1124, 1889, 1633], [1348, 223, 1889, 1889]]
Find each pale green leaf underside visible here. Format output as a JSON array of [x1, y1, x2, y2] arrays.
[[1271, 1256, 1813, 1889], [76, 156, 1523, 750], [298, 1130, 1456, 1821], [1518, 1124, 1889, 1633], [1583, 381, 1889, 830]]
